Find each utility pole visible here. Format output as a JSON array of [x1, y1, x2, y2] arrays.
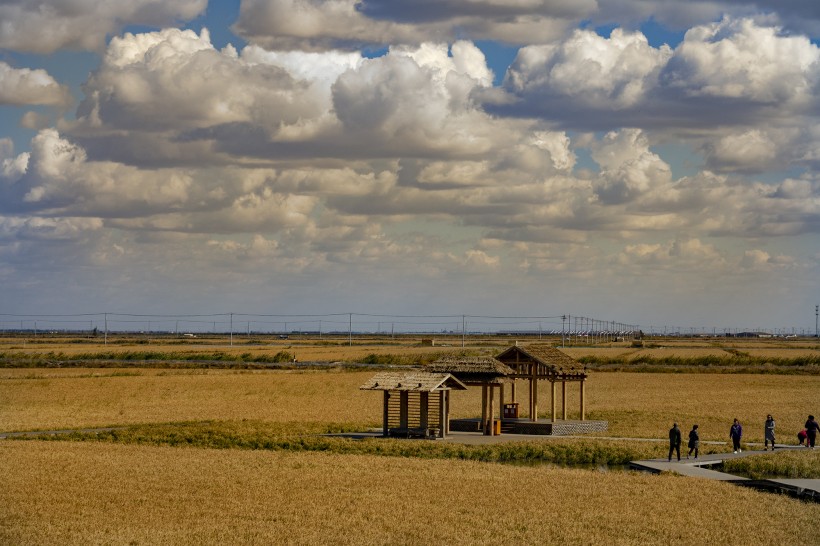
[[461, 315, 465, 348], [561, 315, 566, 347], [349, 313, 352, 346], [230, 313, 233, 346], [816, 304, 818, 338], [105, 313, 108, 345]]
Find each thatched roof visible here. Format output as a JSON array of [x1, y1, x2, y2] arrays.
[[359, 371, 467, 392], [427, 356, 515, 376], [495, 344, 586, 378]]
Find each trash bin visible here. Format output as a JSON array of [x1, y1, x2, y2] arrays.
[[486, 419, 501, 435], [503, 402, 519, 419]]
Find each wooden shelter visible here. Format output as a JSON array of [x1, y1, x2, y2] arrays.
[[495, 344, 588, 422], [426, 356, 514, 436], [360, 371, 466, 439]]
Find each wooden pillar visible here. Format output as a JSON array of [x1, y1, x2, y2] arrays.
[[550, 380, 556, 423], [532, 375, 539, 422], [488, 384, 495, 436], [481, 384, 488, 433], [383, 391, 389, 436], [580, 380, 586, 421], [420, 391, 429, 431], [439, 390, 447, 438], [399, 391, 408, 429], [561, 381, 567, 420], [499, 383, 505, 422], [445, 390, 450, 434]]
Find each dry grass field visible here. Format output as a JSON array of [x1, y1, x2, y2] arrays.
[[2, 337, 819, 544], [2, 368, 818, 444], [2, 441, 818, 546], [2, 333, 818, 363]]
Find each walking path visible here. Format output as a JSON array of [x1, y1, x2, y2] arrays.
[[630, 445, 820, 500]]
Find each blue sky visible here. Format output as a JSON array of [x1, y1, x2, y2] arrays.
[[1, 0, 819, 332]]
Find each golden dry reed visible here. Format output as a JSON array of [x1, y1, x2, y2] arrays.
[[2, 441, 819, 545], [2, 368, 818, 445]]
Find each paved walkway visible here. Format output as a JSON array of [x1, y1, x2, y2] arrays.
[[630, 445, 820, 500]]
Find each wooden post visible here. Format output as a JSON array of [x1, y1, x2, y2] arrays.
[[420, 391, 429, 431], [550, 380, 556, 423], [445, 390, 450, 435], [439, 390, 447, 438], [561, 381, 567, 420], [580, 380, 586, 421], [488, 384, 495, 436], [481, 384, 488, 433], [400, 391, 409, 430], [383, 391, 389, 437], [499, 383, 505, 422], [532, 375, 538, 422]]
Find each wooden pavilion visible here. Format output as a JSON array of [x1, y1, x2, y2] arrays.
[[495, 344, 588, 423], [426, 356, 515, 436], [359, 371, 467, 439]]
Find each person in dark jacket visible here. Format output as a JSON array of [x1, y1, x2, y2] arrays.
[[806, 415, 820, 448], [668, 422, 682, 461], [687, 424, 700, 459], [764, 414, 776, 451], [730, 418, 743, 453]]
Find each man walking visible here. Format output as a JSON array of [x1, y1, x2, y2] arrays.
[[668, 422, 682, 462], [806, 415, 819, 448]]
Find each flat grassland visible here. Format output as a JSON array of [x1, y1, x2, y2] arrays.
[[2, 441, 819, 546], [2, 367, 818, 442], [2, 337, 819, 544], [2, 333, 819, 363]]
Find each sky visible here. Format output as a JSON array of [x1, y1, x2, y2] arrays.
[[1, 0, 819, 333]]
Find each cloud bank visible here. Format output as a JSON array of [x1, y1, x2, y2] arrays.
[[0, 3, 818, 326]]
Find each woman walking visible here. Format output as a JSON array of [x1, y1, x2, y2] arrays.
[[687, 424, 700, 459], [764, 414, 776, 451], [730, 418, 743, 453]]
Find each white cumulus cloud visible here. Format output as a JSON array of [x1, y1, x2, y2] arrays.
[[0, 0, 207, 53]]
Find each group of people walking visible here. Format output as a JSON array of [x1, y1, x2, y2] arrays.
[[667, 422, 701, 461], [667, 414, 819, 461]]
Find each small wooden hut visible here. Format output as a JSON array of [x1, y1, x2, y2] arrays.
[[495, 344, 588, 423], [360, 371, 466, 439], [426, 356, 514, 436]]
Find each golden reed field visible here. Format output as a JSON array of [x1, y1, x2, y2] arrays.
[[2, 367, 818, 442], [2, 336, 819, 544], [2, 441, 819, 546]]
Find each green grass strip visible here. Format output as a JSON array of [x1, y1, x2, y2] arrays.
[[13, 420, 669, 466], [722, 448, 820, 479]]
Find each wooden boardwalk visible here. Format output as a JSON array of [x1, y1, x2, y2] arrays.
[[630, 446, 820, 501]]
